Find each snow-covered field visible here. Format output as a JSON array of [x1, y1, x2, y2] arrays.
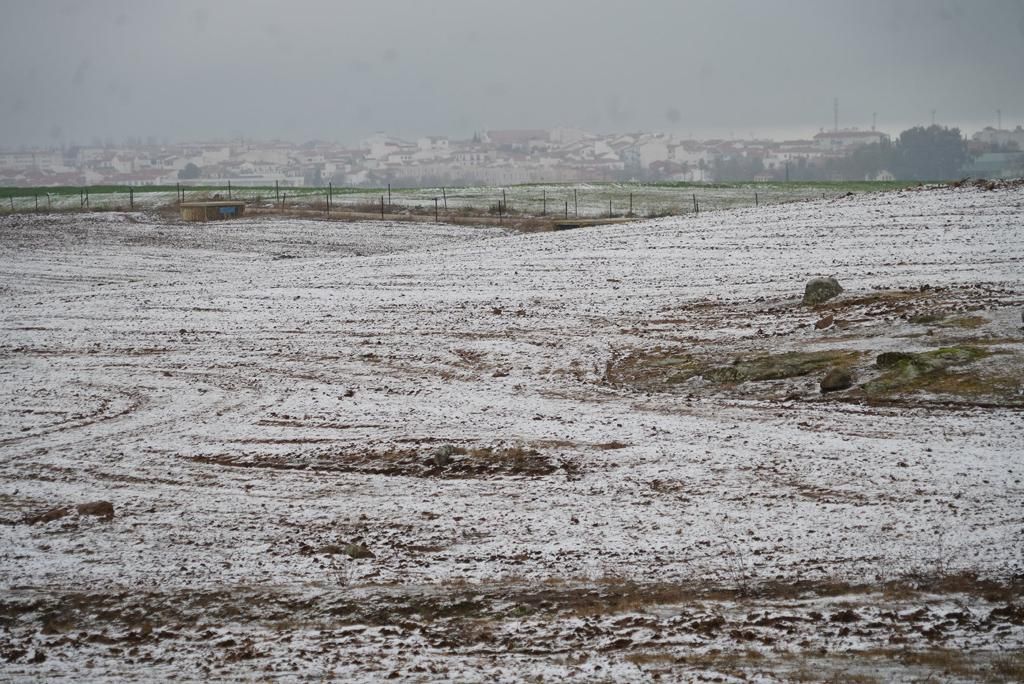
[[1, 185, 1022, 681]]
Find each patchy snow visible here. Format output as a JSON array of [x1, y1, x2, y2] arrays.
[[1, 185, 1022, 680]]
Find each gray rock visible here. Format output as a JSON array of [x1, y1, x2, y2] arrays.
[[26, 507, 70, 525], [820, 368, 854, 393], [814, 314, 835, 330], [803, 277, 843, 306], [344, 543, 375, 559], [432, 444, 456, 468], [76, 501, 115, 519]]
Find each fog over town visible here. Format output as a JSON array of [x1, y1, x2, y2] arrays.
[[1, 1, 1023, 183]]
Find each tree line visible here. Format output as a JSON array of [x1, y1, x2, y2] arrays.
[[713, 125, 978, 182]]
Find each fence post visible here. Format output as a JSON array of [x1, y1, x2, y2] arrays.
[[129, 187, 134, 210], [282, 192, 287, 211], [629, 192, 633, 215], [387, 183, 391, 207], [564, 201, 568, 219], [692, 193, 697, 214], [574, 188, 578, 217], [380, 195, 384, 220], [275, 180, 280, 204], [228, 181, 232, 199], [442, 187, 447, 210], [755, 191, 758, 208], [608, 198, 612, 218], [542, 189, 546, 216], [434, 197, 439, 222], [328, 182, 332, 212], [86, 189, 89, 208]]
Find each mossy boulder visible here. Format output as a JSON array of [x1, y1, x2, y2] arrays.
[[820, 368, 855, 393], [865, 346, 991, 396], [704, 350, 862, 385], [875, 347, 988, 375], [803, 277, 843, 306]]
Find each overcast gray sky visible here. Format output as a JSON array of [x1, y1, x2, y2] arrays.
[[1, 0, 1023, 147]]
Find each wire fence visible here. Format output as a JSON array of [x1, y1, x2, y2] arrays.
[[0, 182, 889, 222]]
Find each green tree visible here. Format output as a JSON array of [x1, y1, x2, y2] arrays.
[[178, 162, 201, 180], [895, 125, 967, 180]]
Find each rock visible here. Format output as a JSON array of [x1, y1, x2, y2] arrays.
[[814, 314, 835, 330], [26, 507, 70, 525], [830, 608, 861, 623], [432, 444, 456, 467], [802, 277, 843, 306], [820, 368, 854, 393], [76, 501, 114, 519], [318, 544, 344, 555], [344, 543, 375, 559]]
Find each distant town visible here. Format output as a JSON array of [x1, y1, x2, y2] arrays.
[[2, 124, 1022, 188]]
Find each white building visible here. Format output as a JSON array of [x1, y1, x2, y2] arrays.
[[972, 126, 1024, 150], [813, 129, 889, 152]]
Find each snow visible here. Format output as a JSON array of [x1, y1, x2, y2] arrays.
[[1, 185, 1022, 680]]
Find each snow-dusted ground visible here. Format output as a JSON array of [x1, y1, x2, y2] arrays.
[[1, 186, 1022, 681]]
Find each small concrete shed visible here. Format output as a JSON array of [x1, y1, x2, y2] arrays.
[[179, 200, 246, 222]]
